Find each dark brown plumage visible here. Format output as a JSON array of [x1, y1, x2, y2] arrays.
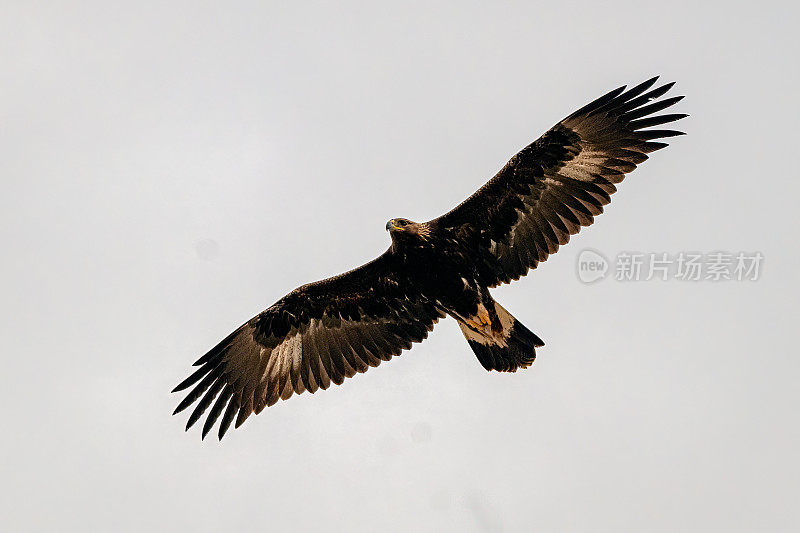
[[173, 77, 686, 439]]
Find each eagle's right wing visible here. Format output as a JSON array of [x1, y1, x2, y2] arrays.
[[172, 251, 443, 440], [435, 77, 686, 287]]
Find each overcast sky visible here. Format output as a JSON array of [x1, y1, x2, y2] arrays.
[[2, 2, 798, 532]]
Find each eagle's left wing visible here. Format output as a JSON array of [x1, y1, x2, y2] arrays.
[[172, 251, 443, 440], [435, 77, 686, 287]]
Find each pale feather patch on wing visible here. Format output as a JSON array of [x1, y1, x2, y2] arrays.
[[436, 78, 685, 289]]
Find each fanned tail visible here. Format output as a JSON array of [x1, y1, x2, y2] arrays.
[[457, 301, 544, 372]]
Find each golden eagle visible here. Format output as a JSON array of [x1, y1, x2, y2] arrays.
[[173, 77, 686, 439]]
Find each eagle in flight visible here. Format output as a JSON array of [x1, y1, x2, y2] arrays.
[[173, 77, 686, 439]]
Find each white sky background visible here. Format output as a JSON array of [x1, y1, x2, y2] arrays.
[[1, 2, 798, 532]]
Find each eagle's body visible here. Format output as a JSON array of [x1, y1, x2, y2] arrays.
[[174, 77, 686, 439]]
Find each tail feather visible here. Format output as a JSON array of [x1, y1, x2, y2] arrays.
[[458, 301, 544, 373]]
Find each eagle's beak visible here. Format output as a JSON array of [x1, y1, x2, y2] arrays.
[[386, 219, 394, 232]]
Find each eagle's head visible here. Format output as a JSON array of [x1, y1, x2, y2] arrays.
[[386, 218, 431, 242]]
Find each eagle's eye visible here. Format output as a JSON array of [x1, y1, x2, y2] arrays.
[[397, 219, 408, 227]]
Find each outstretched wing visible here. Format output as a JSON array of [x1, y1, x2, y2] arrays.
[[436, 77, 686, 287], [172, 251, 443, 440]]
